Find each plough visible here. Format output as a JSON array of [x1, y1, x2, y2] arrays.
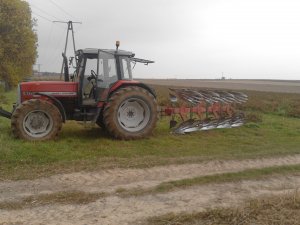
[[161, 88, 248, 134]]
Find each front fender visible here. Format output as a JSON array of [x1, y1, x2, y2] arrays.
[[33, 93, 67, 123]]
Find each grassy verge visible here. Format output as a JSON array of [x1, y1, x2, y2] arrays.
[[146, 191, 300, 225], [1, 88, 300, 180]]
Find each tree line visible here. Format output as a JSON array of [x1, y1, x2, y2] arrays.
[[0, 0, 37, 90]]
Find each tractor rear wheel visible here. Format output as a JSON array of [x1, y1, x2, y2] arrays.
[[103, 86, 158, 140], [11, 99, 62, 141], [96, 112, 106, 129]]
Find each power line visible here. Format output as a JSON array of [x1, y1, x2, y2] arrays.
[[31, 4, 63, 21], [48, 0, 78, 21], [53, 21, 82, 78], [31, 10, 65, 30], [32, 12, 52, 23]]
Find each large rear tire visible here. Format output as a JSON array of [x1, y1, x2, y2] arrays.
[[11, 99, 62, 141], [103, 86, 158, 140], [96, 112, 106, 130]]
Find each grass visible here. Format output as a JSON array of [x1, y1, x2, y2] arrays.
[[1, 87, 300, 180], [146, 191, 300, 225]]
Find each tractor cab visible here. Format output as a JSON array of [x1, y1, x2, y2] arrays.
[[75, 48, 134, 106]]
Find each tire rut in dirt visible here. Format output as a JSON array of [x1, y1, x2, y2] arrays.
[[1, 176, 299, 225]]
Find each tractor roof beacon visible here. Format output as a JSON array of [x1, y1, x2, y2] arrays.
[[1, 42, 158, 141]]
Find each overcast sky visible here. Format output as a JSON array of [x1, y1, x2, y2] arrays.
[[25, 0, 300, 80]]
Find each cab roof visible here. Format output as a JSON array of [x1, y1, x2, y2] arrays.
[[76, 48, 135, 57]]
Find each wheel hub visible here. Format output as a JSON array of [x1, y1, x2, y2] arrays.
[[23, 110, 53, 138], [118, 98, 150, 132], [127, 109, 135, 118]]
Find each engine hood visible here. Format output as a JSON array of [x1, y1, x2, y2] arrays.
[[20, 81, 78, 102]]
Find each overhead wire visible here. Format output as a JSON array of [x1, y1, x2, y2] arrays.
[[29, 3, 68, 72], [32, 12, 52, 23], [29, 1, 82, 72], [48, 0, 79, 21], [31, 4, 64, 21], [31, 8, 65, 30]]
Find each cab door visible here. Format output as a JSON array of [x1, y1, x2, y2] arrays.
[[95, 51, 118, 101]]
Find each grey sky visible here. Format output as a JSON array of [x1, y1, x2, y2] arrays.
[[26, 0, 300, 79]]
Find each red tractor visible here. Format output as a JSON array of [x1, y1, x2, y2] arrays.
[[0, 42, 249, 140], [0, 43, 158, 140]]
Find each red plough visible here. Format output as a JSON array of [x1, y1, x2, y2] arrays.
[[161, 88, 248, 134]]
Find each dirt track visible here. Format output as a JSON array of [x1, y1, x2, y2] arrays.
[[141, 79, 300, 93], [1, 155, 300, 225]]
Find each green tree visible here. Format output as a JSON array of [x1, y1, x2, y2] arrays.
[[0, 0, 37, 90]]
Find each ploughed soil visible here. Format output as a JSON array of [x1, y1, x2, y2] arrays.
[[140, 79, 300, 93]]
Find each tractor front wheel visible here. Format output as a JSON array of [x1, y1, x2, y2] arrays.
[[103, 86, 158, 140], [11, 99, 62, 141]]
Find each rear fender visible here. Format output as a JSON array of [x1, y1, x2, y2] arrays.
[[108, 81, 157, 100], [97, 81, 156, 108]]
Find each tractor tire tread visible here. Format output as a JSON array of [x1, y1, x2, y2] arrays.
[[11, 99, 63, 141], [103, 86, 158, 140]]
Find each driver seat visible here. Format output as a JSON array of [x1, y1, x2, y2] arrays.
[[83, 80, 95, 99], [82, 79, 97, 106]]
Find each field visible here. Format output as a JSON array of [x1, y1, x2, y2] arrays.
[[0, 80, 300, 224], [141, 79, 300, 93]]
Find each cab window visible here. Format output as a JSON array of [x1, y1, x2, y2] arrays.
[[120, 57, 132, 80]]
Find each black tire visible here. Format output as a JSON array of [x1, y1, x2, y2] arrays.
[[103, 86, 158, 140], [96, 112, 106, 129], [11, 99, 62, 141]]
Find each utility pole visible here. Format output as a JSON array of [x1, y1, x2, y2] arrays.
[[53, 20, 82, 80]]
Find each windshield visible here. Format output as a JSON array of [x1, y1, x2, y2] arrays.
[[98, 52, 118, 87], [81, 52, 133, 87], [81, 52, 118, 87], [120, 57, 132, 80]]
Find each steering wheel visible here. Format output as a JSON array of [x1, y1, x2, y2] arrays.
[[91, 70, 97, 79], [87, 70, 97, 81]]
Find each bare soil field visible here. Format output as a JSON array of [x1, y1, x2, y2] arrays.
[[141, 79, 300, 93], [1, 155, 300, 225]]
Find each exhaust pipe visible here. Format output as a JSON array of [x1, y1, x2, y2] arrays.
[[0, 107, 12, 119]]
